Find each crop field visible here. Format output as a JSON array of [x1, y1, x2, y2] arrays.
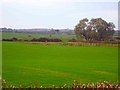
[[2, 32, 76, 41], [2, 42, 118, 87]]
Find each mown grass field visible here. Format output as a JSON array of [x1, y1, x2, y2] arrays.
[[2, 42, 118, 87]]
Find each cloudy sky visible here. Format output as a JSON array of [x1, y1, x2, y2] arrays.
[[0, 0, 119, 29]]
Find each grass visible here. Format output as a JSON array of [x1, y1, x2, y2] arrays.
[[2, 32, 76, 41], [2, 42, 118, 87]]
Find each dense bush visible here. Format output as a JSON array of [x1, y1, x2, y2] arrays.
[[31, 38, 62, 42], [2, 37, 17, 41], [2, 37, 62, 42]]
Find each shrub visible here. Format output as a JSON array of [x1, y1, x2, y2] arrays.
[[31, 38, 62, 42], [2, 37, 17, 41]]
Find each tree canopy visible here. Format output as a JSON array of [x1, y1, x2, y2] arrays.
[[74, 18, 115, 41]]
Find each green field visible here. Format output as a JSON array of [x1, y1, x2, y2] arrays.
[[2, 32, 76, 41], [2, 42, 118, 87]]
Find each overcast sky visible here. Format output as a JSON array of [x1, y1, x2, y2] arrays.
[[0, 0, 119, 29]]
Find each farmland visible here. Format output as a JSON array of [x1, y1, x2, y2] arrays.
[[2, 41, 118, 87], [2, 32, 76, 42]]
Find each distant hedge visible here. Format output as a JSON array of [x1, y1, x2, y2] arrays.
[[2, 37, 17, 41], [2, 37, 62, 42], [31, 38, 62, 42]]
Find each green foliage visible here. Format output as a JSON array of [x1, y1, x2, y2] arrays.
[[74, 18, 115, 41], [2, 42, 118, 87]]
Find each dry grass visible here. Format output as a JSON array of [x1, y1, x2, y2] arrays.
[[23, 41, 119, 47]]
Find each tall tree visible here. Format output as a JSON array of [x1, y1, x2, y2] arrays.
[[74, 18, 89, 40], [74, 18, 115, 41]]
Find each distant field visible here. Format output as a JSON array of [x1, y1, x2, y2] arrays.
[[2, 32, 76, 41], [2, 42, 118, 87]]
